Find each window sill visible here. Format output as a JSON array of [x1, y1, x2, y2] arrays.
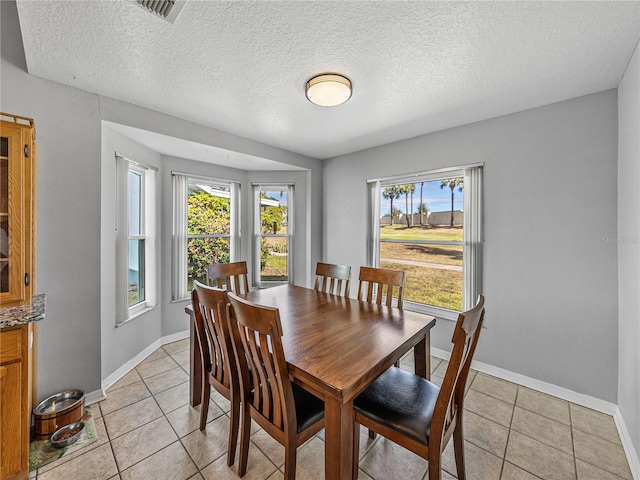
[[116, 304, 158, 327], [170, 297, 191, 304], [403, 301, 460, 322]]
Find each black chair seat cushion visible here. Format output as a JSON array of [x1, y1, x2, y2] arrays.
[[354, 366, 440, 445], [292, 383, 325, 434]]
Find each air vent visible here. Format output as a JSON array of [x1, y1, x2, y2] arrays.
[[131, 0, 186, 23]]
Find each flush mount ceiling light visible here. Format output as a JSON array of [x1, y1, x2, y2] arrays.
[[305, 74, 352, 107]]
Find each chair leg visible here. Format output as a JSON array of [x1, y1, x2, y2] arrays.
[[453, 414, 466, 480], [227, 396, 240, 466], [427, 452, 442, 480], [352, 422, 361, 480], [199, 381, 211, 431], [283, 445, 297, 480], [237, 407, 251, 477], [368, 429, 376, 439]]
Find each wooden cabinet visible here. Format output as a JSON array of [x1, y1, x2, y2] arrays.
[[0, 323, 33, 480], [0, 113, 37, 480], [0, 113, 36, 308]]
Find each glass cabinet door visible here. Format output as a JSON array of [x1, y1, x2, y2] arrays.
[[0, 124, 25, 302]]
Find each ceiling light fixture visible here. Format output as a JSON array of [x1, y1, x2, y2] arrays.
[[306, 74, 352, 107]]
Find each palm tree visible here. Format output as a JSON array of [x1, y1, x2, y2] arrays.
[[382, 186, 401, 225], [419, 181, 425, 225], [440, 178, 464, 227], [417, 203, 429, 217], [399, 184, 416, 227], [410, 185, 415, 226]]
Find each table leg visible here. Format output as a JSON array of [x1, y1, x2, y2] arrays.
[[189, 310, 202, 407], [413, 333, 431, 380], [324, 396, 354, 480]]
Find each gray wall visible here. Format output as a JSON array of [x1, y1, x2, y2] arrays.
[[617, 41, 640, 459], [324, 91, 619, 402], [2, 0, 322, 398]]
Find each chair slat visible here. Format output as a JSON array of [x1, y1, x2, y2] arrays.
[[207, 261, 250, 295], [357, 266, 405, 309], [314, 262, 351, 297]]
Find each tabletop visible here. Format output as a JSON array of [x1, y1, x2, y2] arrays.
[[244, 284, 436, 401]]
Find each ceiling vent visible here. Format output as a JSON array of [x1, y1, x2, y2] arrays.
[[131, 0, 186, 23]]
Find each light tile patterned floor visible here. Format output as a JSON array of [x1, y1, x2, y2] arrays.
[[30, 339, 633, 480]]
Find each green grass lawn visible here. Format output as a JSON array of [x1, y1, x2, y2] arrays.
[[380, 242, 463, 266], [261, 252, 288, 281], [380, 225, 463, 310], [380, 224, 463, 242], [381, 260, 463, 311]]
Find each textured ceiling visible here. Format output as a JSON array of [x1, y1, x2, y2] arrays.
[[15, 1, 640, 162]]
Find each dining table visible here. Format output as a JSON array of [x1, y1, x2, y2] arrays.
[[187, 283, 436, 480]]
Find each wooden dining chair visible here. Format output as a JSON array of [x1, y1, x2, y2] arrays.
[[357, 266, 405, 308], [207, 260, 250, 294], [313, 262, 351, 297], [191, 281, 240, 466], [226, 292, 325, 480], [352, 295, 485, 480]]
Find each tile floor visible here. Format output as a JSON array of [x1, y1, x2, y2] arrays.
[[30, 339, 633, 480]]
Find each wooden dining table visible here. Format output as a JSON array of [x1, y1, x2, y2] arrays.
[[188, 284, 436, 480]]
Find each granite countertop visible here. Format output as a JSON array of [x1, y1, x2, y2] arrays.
[[0, 294, 46, 328]]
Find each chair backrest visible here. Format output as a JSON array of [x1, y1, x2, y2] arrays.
[[313, 262, 351, 297], [192, 281, 237, 391], [357, 266, 405, 308], [207, 261, 250, 295], [433, 295, 485, 445], [226, 292, 297, 435]]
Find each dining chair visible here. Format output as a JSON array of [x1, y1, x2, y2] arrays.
[[313, 262, 351, 297], [207, 260, 250, 294], [191, 280, 240, 466], [352, 295, 485, 480], [357, 266, 405, 308], [226, 292, 325, 480]]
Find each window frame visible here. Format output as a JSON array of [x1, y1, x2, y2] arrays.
[[253, 184, 294, 288], [116, 155, 157, 326], [368, 165, 482, 320], [127, 164, 147, 317], [186, 179, 238, 288], [171, 173, 240, 301]]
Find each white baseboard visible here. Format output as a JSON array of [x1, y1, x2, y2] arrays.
[[101, 339, 161, 393], [100, 330, 190, 396], [431, 347, 618, 414], [161, 329, 189, 345], [85, 388, 106, 406], [432, 348, 639, 479], [614, 407, 640, 480]]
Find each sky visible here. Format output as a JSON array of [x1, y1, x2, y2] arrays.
[[380, 180, 463, 216]]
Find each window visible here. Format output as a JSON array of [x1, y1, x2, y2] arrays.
[[128, 167, 146, 309], [254, 184, 293, 286], [172, 174, 240, 300], [116, 155, 157, 324], [368, 165, 482, 318]]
